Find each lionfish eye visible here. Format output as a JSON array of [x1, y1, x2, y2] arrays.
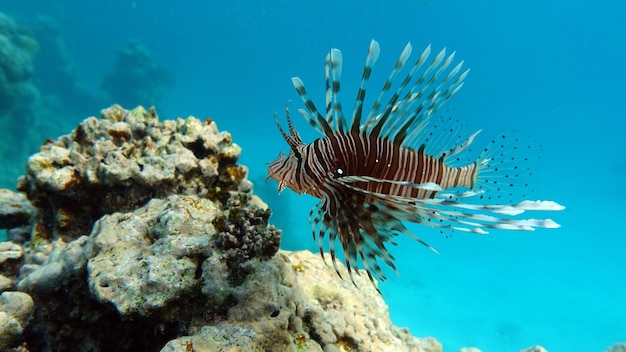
[[293, 150, 302, 160]]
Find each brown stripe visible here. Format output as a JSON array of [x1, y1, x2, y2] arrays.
[[415, 145, 426, 198], [454, 166, 462, 187]]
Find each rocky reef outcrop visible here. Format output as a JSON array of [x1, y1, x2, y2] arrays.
[[0, 105, 439, 351], [18, 104, 247, 241]]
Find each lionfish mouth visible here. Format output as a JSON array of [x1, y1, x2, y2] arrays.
[[265, 153, 290, 193]]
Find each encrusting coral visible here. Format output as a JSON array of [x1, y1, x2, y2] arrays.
[[0, 105, 440, 351], [18, 104, 248, 241]]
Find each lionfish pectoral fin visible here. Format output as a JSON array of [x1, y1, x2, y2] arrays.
[[275, 180, 290, 193], [335, 175, 563, 235], [310, 199, 347, 281], [335, 176, 442, 256], [307, 187, 403, 292]]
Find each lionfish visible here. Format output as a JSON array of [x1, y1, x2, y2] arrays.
[[267, 40, 563, 289]]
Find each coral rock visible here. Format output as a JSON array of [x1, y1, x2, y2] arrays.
[[18, 105, 247, 241], [0, 274, 12, 292], [0, 291, 34, 348], [18, 237, 87, 295], [0, 189, 34, 229], [285, 250, 440, 352], [85, 195, 217, 316], [163, 250, 440, 352]]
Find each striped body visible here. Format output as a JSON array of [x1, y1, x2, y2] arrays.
[[274, 132, 477, 200], [267, 40, 564, 291]]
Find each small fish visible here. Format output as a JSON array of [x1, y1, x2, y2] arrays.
[[267, 40, 564, 290]]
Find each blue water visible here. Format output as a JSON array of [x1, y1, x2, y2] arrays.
[[2, 0, 625, 350]]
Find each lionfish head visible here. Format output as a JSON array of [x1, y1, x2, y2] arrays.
[[266, 106, 307, 194]]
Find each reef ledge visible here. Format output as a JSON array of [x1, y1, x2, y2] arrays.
[[0, 105, 440, 352], [0, 105, 593, 352]]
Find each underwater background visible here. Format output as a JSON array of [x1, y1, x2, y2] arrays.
[[1, 0, 624, 351]]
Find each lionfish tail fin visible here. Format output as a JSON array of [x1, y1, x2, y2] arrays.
[[432, 132, 567, 232]]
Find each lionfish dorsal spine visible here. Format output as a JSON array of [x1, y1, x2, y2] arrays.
[[291, 39, 468, 146], [325, 49, 348, 132], [365, 42, 413, 139], [378, 48, 435, 142], [291, 77, 334, 137], [350, 39, 381, 135], [272, 99, 309, 158]]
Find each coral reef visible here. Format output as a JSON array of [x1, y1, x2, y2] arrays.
[[162, 249, 442, 352], [0, 13, 171, 190], [17, 104, 247, 241], [101, 41, 174, 107], [0, 291, 34, 347], [0, 105, 439, 351], [0, 104, 620, 351]]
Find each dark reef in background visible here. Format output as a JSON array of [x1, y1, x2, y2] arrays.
[[0, 12, 41, 187], [101, 41, 174, 108], [0, 12, 106, 189], [29, 16, 104, 118]]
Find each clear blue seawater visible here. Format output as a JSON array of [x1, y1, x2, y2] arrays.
[[2, 0, 624, 351]]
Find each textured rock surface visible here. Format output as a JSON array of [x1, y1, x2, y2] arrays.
[[0, 189, 35, 229], [161, 250, 442, 352], [17, 104, 248, 241], [0, 291, 34, 348], [0, 241, 23, 289], [86, 194, 219, 316], [284, 250, 440, 352]]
